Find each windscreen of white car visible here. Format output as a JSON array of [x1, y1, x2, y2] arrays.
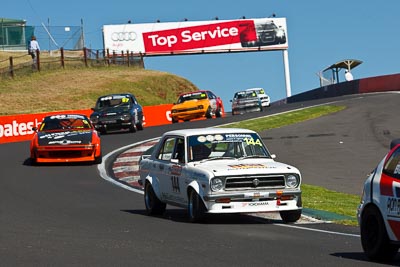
[[188, 132, 271, 162]]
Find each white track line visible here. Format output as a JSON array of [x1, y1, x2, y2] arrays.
[[276, 223, 360, 238]]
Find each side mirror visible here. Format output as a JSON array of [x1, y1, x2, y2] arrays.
[[141, 154, 151, 160], [31, 127, 38, 132], [91, 107, 95, 111], [271, 154, 276, 159]]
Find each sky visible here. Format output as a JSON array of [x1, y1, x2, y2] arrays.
[[5, 0, 400, 111]]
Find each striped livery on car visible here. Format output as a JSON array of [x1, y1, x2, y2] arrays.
[[30, 114, 101, 164]]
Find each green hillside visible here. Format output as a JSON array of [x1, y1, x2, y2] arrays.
[[0, 66, 199, 115]]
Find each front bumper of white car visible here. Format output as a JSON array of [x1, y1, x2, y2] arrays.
[[203, 190, 302, 213]]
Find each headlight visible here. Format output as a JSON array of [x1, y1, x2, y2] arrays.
[[211, 178, 223, 191], [286, 174, 299, 188], [121, 114, 131, 121], [90, 116, 99, 124]]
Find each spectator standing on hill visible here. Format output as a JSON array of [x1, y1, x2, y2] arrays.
[[29, 36, 40, 68]]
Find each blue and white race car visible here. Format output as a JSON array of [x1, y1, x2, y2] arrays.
[[358, 139, 400, 261]]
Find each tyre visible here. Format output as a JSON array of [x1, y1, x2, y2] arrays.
[[129, 122, 137, 133], [215, 107, 222, 118], [361, 205, 399, 261], [94, 152, 102, 164], [280, 209, 301, 223], [30, 157, 37, 166], [188, 189, 206, 223], [144, 182, 166, 215], [205, 106, 213, 119], [136, 121, 144, 131]]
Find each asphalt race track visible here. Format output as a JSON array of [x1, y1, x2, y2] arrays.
[[1, 92, 399, 266]]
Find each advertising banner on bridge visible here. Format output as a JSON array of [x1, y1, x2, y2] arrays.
[[103, 17, 288, 55]]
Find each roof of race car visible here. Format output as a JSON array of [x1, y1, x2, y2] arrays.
[[162, 127, 257, 137], [245, 87, 263, 91], [97, 93, 134, 100], [44, 114, 88, 120], [177, 90, 211, 96]]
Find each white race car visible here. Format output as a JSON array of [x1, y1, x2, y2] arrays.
[[139, 128, 302, 223], [245, 88, 271, 108], [358, 139, 400, 261]]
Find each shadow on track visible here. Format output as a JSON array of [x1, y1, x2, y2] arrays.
[[121, 208, 284, 225], [22, 157, 100, 167], [331, 252, 400, 266]]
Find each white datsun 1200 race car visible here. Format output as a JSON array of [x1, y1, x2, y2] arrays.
[[357, 139, 400, 262], [139, 128, 302, 223]]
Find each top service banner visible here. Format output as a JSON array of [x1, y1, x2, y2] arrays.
[[103, 18, 288, 55]]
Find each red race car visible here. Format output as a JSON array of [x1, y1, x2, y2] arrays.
[[30, 114, 102, 164]]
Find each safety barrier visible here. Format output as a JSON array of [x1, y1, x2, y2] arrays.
[[286, 73, 400, 103], [0, 104, 173, 144]]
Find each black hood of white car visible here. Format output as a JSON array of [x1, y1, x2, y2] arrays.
[[38, 130, 93, 146]]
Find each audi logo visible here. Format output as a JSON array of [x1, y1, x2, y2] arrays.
[[111, 32, 137, 41]]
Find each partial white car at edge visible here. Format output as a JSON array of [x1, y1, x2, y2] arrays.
[[357, 139, 400, 262]]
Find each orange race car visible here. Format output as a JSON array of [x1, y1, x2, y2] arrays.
[[170, 90, 224, 123], [30, 114, 102, 164]]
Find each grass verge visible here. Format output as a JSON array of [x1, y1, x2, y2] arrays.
[[223, 105, 346, 131], [224, 105, 360, 225], [302, 184, 359, 225]]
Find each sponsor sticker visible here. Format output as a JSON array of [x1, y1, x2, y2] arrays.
[[387, 197, 400, 218], [248, 202, 270, 206], [228, 164, 268, 169]]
